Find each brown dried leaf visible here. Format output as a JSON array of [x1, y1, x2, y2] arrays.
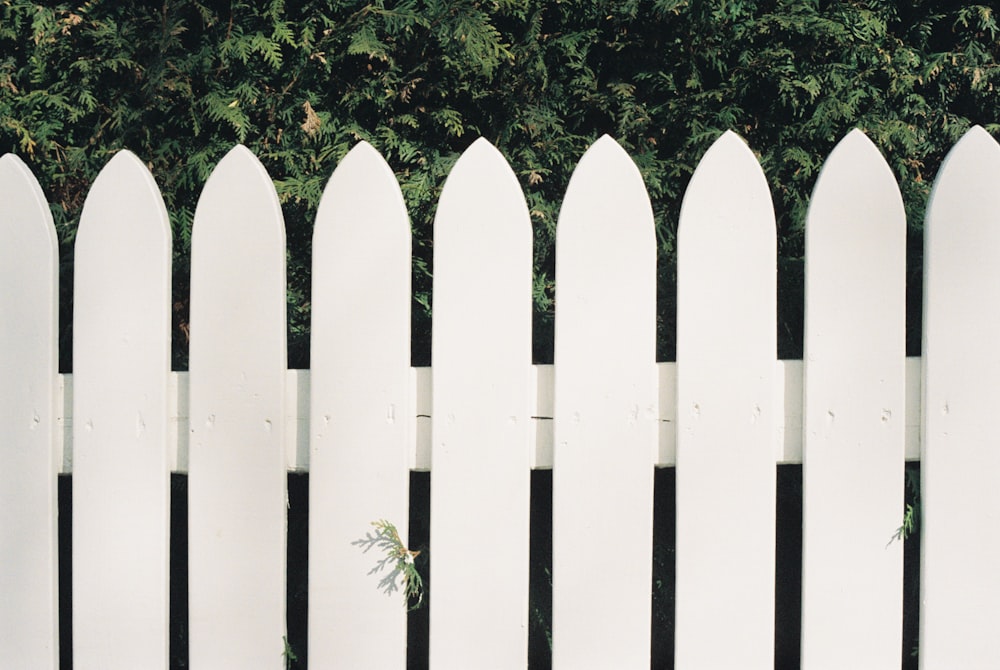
[[301, 100, 321, 137]]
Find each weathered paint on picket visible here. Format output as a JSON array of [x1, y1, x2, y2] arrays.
[[430, 138, 533, 668], [308, 142, 412, 666], [800, 130, 906, 668], [921, 125, 1000, 668], [0, 154, 60, 668], [675, 130, 776, 669], [71, 151, 172, 670], [552, 135, 657, 669], [187, 145, 288, 669]]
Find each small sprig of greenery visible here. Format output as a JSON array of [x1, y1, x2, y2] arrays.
[[890, 465, 921, 546], [891, 502, 919, 545], [281, 635, 297, 670], [353, 519, 424, 611]]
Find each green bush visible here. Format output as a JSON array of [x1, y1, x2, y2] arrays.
[[2, 0, 998, 369]]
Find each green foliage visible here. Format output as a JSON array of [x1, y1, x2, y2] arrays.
[[2, 0, 998, 368], [892, 462, 921, 544], [281, 634, 298, 670], [893, 501, 919, 543], [354, 519, 425, 610]]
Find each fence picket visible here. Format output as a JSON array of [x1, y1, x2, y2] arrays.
[[309, 142, 411, 666], [551, 136, 657, 669], [921, 125, 1000, 667], [0, 154, 60, 668], [188, 146, 287, 668], [70, 151, 172, 670], [800, 130, 906, 667], [675, 131, 776, 669], [430, 139, 533, 668]]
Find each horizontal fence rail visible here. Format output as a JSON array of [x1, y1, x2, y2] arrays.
[[4, 127, 1000, 669], [50, 362, 923, 474]]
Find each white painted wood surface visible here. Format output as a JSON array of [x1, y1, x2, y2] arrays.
[[187, 145, 287, 669], [0, 154, 60, 668], [71, 151, 172, 670], [800, 130, 906, 668], [551, 136, 657, 669], [12, 132, 1000, 667], [675, 131, 776, 669], [921, 125, 1000, 668], [429, 138, 532, 668], [53, 359, 925, 473], [309, 142, 411, 666]]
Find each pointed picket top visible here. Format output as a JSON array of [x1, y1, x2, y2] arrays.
[[191, 144, 285, 256], [556, 134, 652, 249], [433, 136, 532, 363], [0, 153, 58, 252], [432, 136, 531, 368], [188, 142, 286, 402], [434, 136, 524, 236], [921, 125, 1000, 666], [0, 153, 59, 668], [675, 130, 776, 669], [676, 130, 775, 368], [71, 149, 172, 670], [75, 150, 172, 260], [188, 144, 288, 669], [431, 137, 533, 668], [925, 124, 1000, 240], [314, 140, 409, 238], [552, 134, 657, 669], [800, 129, 906, 668], [678, 130, 773, 264], [309, 141, 411, 667]]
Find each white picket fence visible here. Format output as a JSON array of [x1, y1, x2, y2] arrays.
[[2, 127, 1000, 669]]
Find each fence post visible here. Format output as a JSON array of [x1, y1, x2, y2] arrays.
[[675, 131, 776, 669], [188, 145, 287, 669], [0, 154, 60, 668]]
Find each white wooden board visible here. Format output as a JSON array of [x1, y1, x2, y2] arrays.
[[71, 151, 172, 670], [0, 154, 60, 668], [675, 131, 776, 669], [430, 138, 532, 668], [921, 125, 1000, 667], [800, 130, 905, 668], [551, 136, 657, 669], [309, 142, 411, 666], [188, 145, 287, 669]]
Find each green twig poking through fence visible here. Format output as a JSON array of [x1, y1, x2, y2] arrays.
[[890, 466, 921, 546], [354, 520, 425, 610], [892, 504, 919, 545], [282, 635, 297, 670]]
